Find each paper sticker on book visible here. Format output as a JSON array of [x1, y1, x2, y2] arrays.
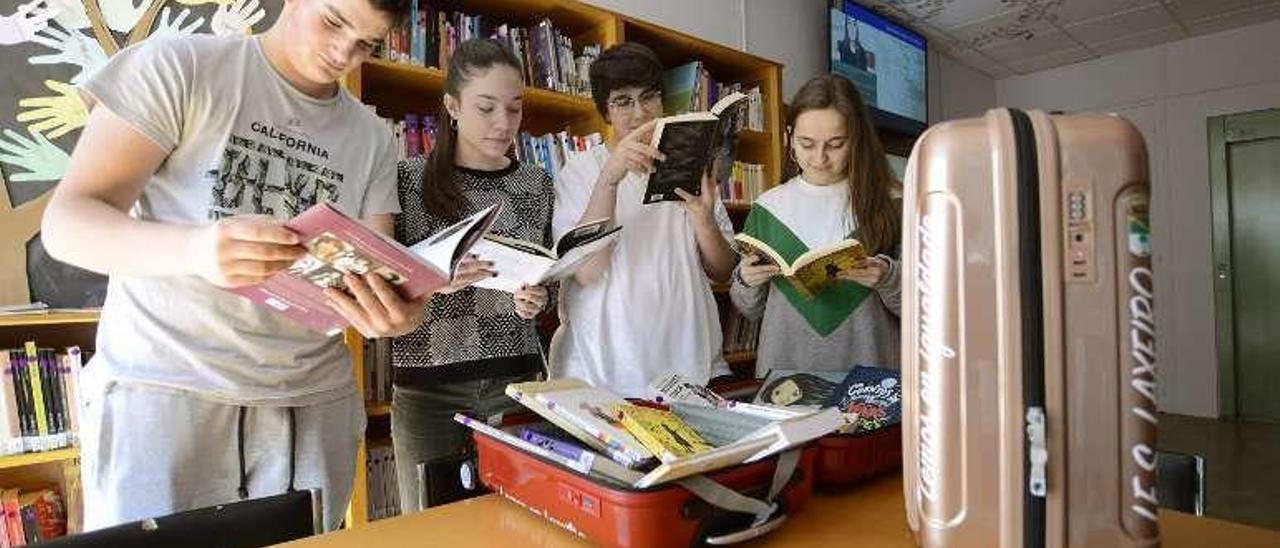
[[642, 91, 749, 204], [735, 235, 868, 299], [1127, 206, 1150, 258]]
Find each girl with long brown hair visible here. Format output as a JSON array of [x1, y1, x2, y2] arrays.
[[390, 38, 555, 512], [729, 74, 902, 372]]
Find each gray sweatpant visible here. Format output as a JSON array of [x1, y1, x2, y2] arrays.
[[79, 379, 364, 532]]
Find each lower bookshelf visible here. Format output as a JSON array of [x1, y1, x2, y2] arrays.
[[0, 448, 79, 470]]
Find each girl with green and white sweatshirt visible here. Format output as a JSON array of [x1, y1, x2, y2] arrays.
[[730, 74, 902, 373]]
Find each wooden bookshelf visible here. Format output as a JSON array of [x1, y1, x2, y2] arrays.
[[0, 309, 100, 328], [0, 311, 96, 535], [617, 16, 785, 188], [341, 0, 785, 528], [354, 59, 604, 136], [0, 448, 79, 470]]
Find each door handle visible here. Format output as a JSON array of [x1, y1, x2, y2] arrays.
[[1217, 263, 1230, 279]]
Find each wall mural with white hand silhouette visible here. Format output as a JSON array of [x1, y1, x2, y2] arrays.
[[0, 0, 279, 307]]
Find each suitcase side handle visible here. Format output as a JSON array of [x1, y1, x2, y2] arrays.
[[704, 513, 788, 545], [677, 449, 802, 544]]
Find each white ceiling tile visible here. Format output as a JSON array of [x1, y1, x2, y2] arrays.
[[1089, 25, 1186, 56], [1005, 47, 1096, 74], [912, 0, 1009, 29], [983, 31, 1081, 64], [1185, 1, 1280, 36], [1063, 4, 1177, 44], [1166, 0, 1271, 22], [1055, 0, 1161, 26], [987, 64, 1019, 79], [860, 1, 920, 24], [948, 7, 1059, 50], [942, 45, 1016, 79], [911, 21, 964, 53]]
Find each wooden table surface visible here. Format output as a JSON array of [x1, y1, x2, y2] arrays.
[[281, 472, 1280, 547]]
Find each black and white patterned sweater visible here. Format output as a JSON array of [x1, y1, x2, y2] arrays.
[[391, 157, 555, 382]]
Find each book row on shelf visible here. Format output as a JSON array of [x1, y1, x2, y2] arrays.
[[662, 61, 766, 132], [514, 130, 604, 178], [365, 442, 402, 522], [362, 338, 392, 409], [377, 111, 605, 179], [381, 113, 439, 161], [721, 161, 766, 204], [0, 346, 83, 456], [0, 487, 68, 546], [380, 5, 598, 97], [722, 310, 761, 355]]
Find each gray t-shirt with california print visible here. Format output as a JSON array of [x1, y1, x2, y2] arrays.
[[81, 35, 398, 406]]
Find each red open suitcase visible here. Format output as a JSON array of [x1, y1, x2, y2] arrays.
[[472, 430, 818, 547], [815, 425, 902, 486]]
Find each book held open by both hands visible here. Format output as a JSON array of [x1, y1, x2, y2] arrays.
[[734, 234, 869, 299], [642, 91, 750, 204], [230, 202, 502, 335]]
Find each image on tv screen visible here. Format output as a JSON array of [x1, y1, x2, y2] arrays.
[[830, 1, 927, 129]]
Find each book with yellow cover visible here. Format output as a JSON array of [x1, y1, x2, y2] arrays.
[[734, 234, 867, 299], [613, 404, 714, 463]]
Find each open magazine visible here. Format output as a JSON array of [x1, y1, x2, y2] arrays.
[[642, 91, 750, 204], [735, 234, 868, 299], [471, 219, 621, 293], [232, 203, 500, 334]]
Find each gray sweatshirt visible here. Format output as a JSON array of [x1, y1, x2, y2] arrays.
[[728, 177, 902, 373]]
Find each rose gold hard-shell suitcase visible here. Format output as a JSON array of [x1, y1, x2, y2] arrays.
[[901, 108, 1159, 547]]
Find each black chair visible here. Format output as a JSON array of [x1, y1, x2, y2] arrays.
[[1156, 450, 1205, 515], [42, 489, 322, 548]]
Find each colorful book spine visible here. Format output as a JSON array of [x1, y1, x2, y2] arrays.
[[0, 350, 19, 455], [454, 414, 595, 475], [10, 351, 32, 444], [22, 343, 46, 440], [519, 428, 587, 462], [533, 393, 652, 468]]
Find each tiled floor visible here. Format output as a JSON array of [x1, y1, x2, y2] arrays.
[[1159, 413, 1280, 531]]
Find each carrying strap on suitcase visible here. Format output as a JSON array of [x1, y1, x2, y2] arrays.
[[674, 448, 800, 544]]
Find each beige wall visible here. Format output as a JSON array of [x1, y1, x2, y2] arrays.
[[997, 18, 1280, 417]]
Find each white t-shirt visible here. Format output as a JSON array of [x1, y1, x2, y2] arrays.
[[549, 148, 733, 397], [755, 176, 854, 246], [81, 35, 399, 406]]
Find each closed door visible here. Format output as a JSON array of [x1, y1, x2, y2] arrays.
[[1211, 108, 1280, 421]]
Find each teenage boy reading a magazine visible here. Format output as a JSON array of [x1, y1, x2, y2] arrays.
[[41, 0, 487, 532], [549, 43, 737, 397]]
